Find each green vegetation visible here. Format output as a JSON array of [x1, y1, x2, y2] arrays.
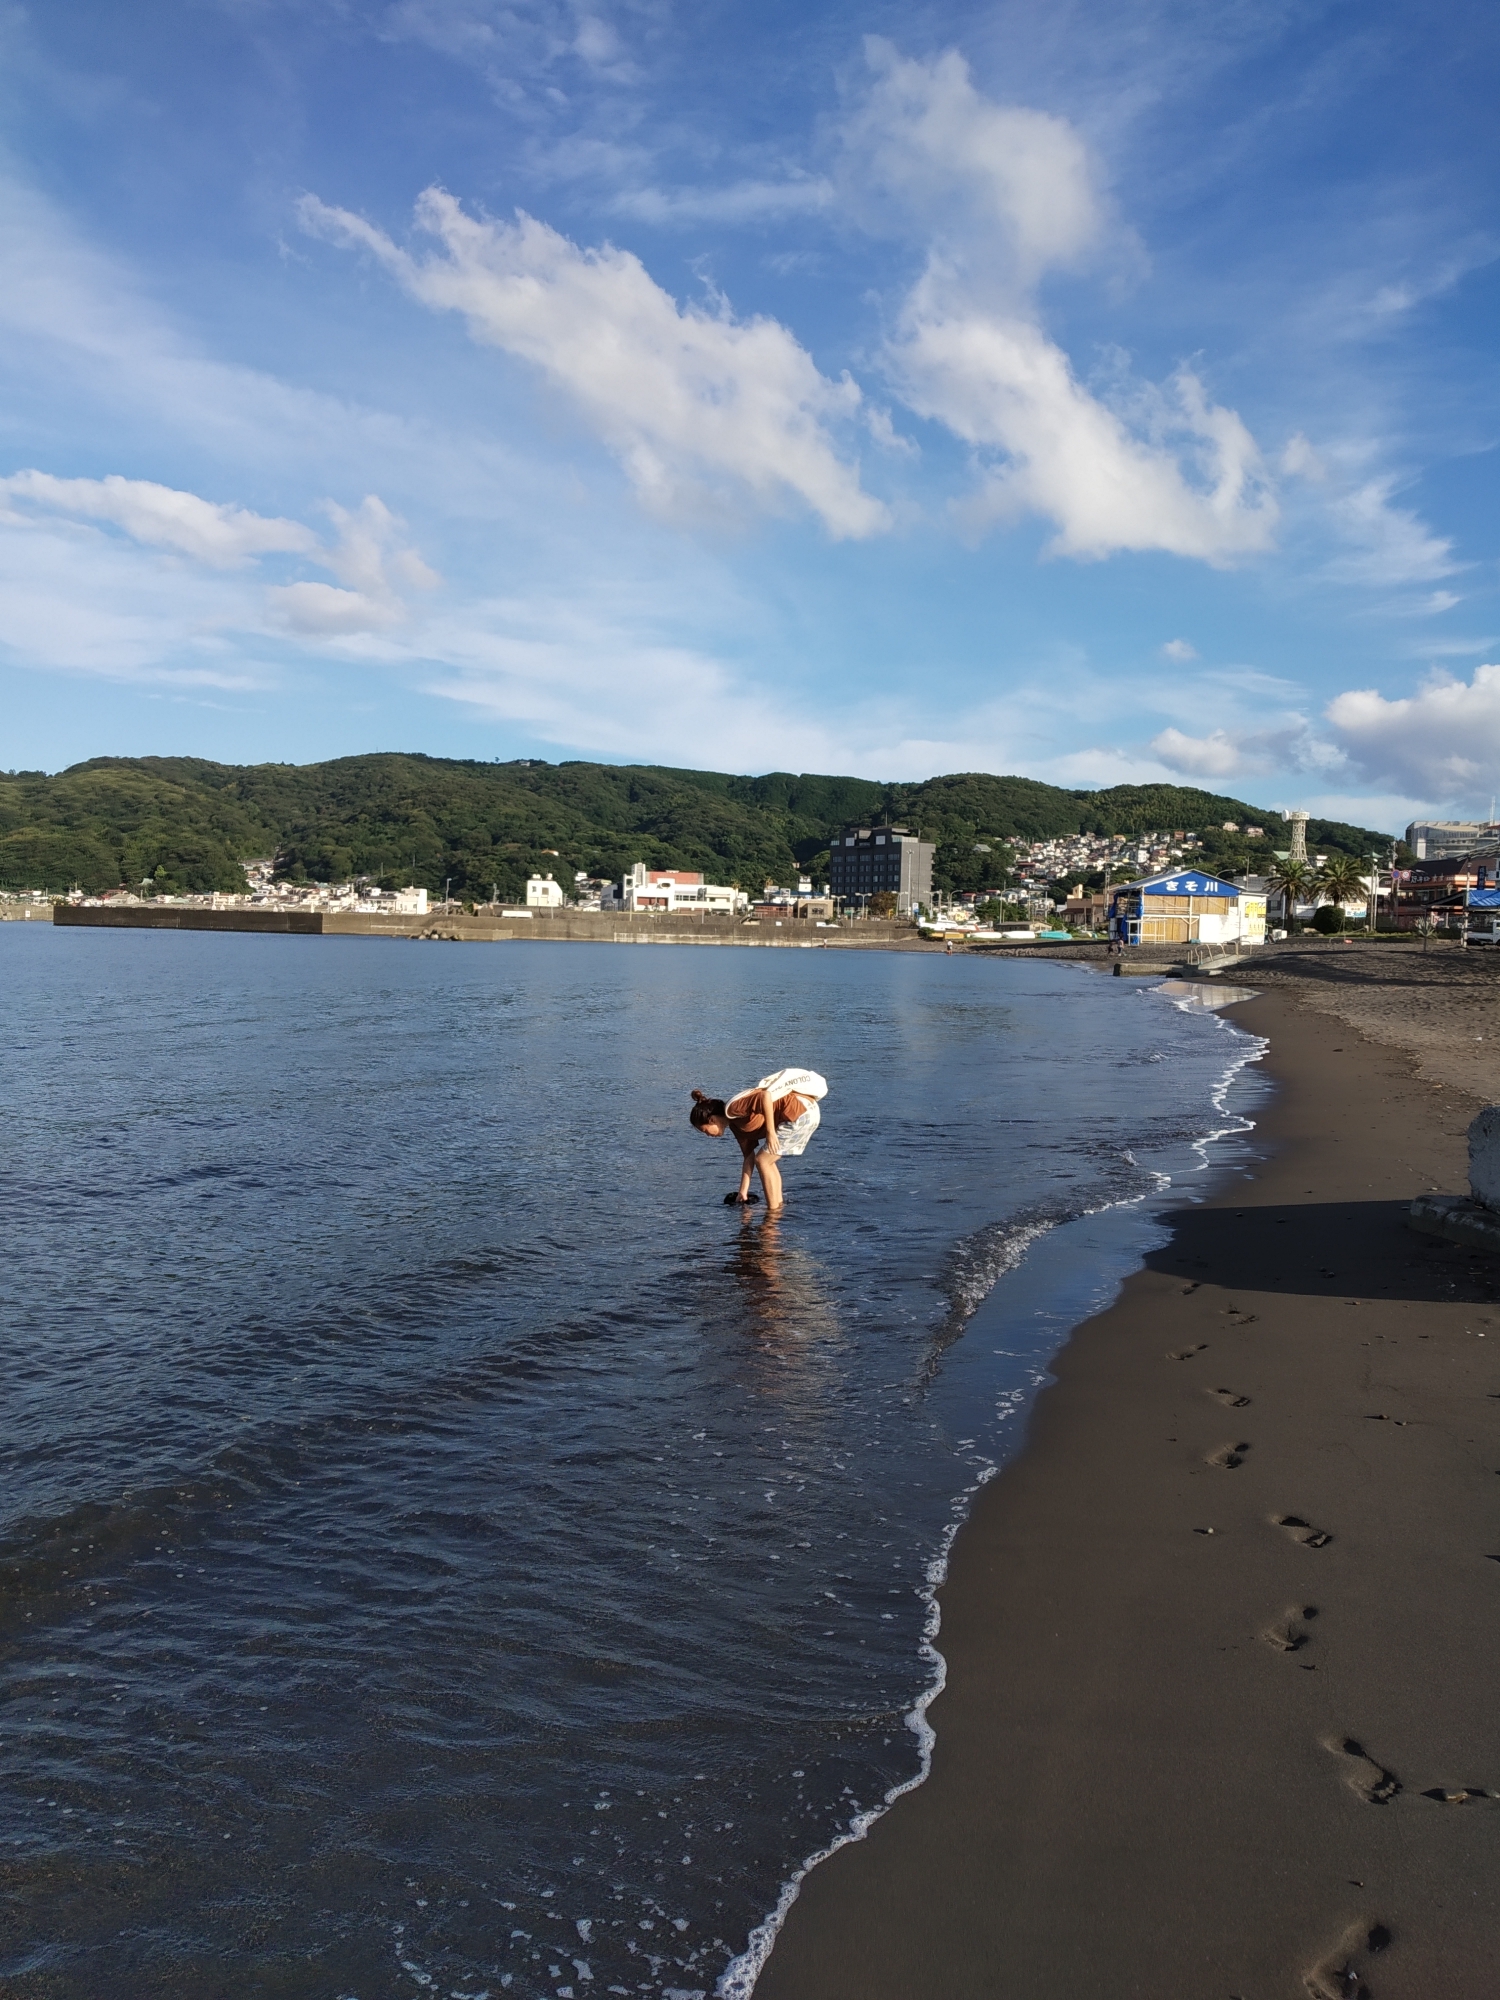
[[0, 753, 1397, 900]]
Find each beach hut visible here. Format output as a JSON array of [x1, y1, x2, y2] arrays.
[[1109, 870, 1258, 948]]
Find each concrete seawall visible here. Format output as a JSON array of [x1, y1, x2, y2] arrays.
[[49, 905, 939, 949], [54, 905, 325, 935]]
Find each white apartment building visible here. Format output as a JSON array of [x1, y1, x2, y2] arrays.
[[601, 862, 742, 913], [526, 873, 566, 909]]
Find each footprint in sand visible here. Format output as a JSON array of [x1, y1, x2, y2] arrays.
[[1326, 1736, 1401, 1805], [1276, 1514, 1333, 1549], [1305, 1920, 1392, 1999], [1167, 1343, 1208, 1360], [1262, 1605, 1318, 1653], [1207, 1441, 1251, 1469], [1210, 1386, 1252, 1408]]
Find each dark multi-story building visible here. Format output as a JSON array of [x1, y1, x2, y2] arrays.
[[827, 825, 935, 916]]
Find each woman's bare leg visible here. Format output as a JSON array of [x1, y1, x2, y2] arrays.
[[755, 1150, 783, 1210]]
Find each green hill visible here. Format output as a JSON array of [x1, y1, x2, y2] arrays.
[[0, 753, 1396, 899]]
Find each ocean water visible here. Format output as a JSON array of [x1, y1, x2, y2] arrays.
[[1, 930, 1266, 2000]]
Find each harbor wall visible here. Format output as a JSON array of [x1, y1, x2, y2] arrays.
[[54, 905, 324, 935], [49, 905, 932, 948]]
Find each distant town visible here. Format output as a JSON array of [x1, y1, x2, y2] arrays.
[[11, 812, 1500, 950]]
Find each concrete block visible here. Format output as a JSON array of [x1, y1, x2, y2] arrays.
[[1468, 1105, 1500, 1211], [1408, 1192, 1500, 1253]]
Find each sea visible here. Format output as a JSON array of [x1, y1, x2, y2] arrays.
[[1, 928, 1267, 2000]]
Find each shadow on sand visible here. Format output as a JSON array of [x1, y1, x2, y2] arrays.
[[1143, 1198, 1500, 1304]]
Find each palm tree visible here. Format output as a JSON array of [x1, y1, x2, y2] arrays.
[[1316, 855, 1366, 911], [1267, 858, 1312, 927]]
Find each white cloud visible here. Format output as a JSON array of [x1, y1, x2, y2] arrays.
[[612, 178, 834, 226], [896, 297, 1277, 561], [1147, 710, 1346, 783], [3, 472, 440, 655], [266, 581, 402, 636], [0, 470, 317, 566], [266, 494, 443, 633], [1323, 476, 1458, 585], [843, 46, 1277, 564], [379, 0, 640, 82], [300, 187, 888, 540], [1160, 637, 1198, 661], [840, 40, 1102, 282], [1148, 725, 1242, 776], [0, 510, 272, 685], [1280, 432, 1326, 480], [1326, 665, 1500, 800]]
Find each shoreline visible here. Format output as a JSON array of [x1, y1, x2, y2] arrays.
[[752, 983, 1500, 1999], [720, 983, 1269, 2000]]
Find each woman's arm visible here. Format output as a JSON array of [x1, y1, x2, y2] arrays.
[[733, 1124, 757, 1197], [755, 1088, 781, 1159]]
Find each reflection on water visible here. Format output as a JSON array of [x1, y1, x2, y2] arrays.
[[1154, 978, 1261, 1011], [725, 1212, 844, 1360]]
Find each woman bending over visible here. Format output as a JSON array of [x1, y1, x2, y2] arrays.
[[690, 1067, 828, 1211]]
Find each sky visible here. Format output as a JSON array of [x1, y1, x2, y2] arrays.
[[2, 0, 1499, 831]]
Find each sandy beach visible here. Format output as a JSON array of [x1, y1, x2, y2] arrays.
[[755, 962, 1500, 1998]]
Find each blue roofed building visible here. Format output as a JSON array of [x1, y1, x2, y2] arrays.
[[1108, 870, 1266, 949]]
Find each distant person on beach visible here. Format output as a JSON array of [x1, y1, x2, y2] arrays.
[[690, 1068, 828, 1211]]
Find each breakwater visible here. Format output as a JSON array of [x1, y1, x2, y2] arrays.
[[51, 904, 937, 948], [53, 904, 324, 935]]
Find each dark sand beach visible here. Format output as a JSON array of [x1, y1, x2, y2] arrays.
[[757, 968, 1500, 1999]]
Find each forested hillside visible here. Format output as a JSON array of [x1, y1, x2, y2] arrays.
[[0, 753, 1396, 898]]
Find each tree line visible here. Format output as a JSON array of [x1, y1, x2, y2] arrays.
[[0, 753, 1396, 900]]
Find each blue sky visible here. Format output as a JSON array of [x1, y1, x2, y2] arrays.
[[2, 0, 1499, 830]]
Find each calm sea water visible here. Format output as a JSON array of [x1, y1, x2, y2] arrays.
[[1, 930, 1265, 1999]]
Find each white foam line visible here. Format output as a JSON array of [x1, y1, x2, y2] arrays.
[[717, 991, 1272, 2000], [1149, 986, 1270, 1185], [716, 1462, 996, 2000]]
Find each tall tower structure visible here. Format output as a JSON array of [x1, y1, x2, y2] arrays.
[[1286, 810, 1310, 863]]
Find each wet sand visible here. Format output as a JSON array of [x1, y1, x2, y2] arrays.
[[755, 986, 1500, 1999]]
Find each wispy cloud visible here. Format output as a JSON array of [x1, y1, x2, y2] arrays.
[[611, 177, 834, 225], [267, 496, 441, 635], [1323, 474, 1459, 585], [301, 187, 889, 540], [2, 472, 441, 660], [842, 42, 1278, 563], [0, 470, 318, 567]]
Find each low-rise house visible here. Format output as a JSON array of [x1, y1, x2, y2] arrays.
[[601, 863, 741, 913], [1062, 885, 1112, 929], [526, 872, 565, 909]]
